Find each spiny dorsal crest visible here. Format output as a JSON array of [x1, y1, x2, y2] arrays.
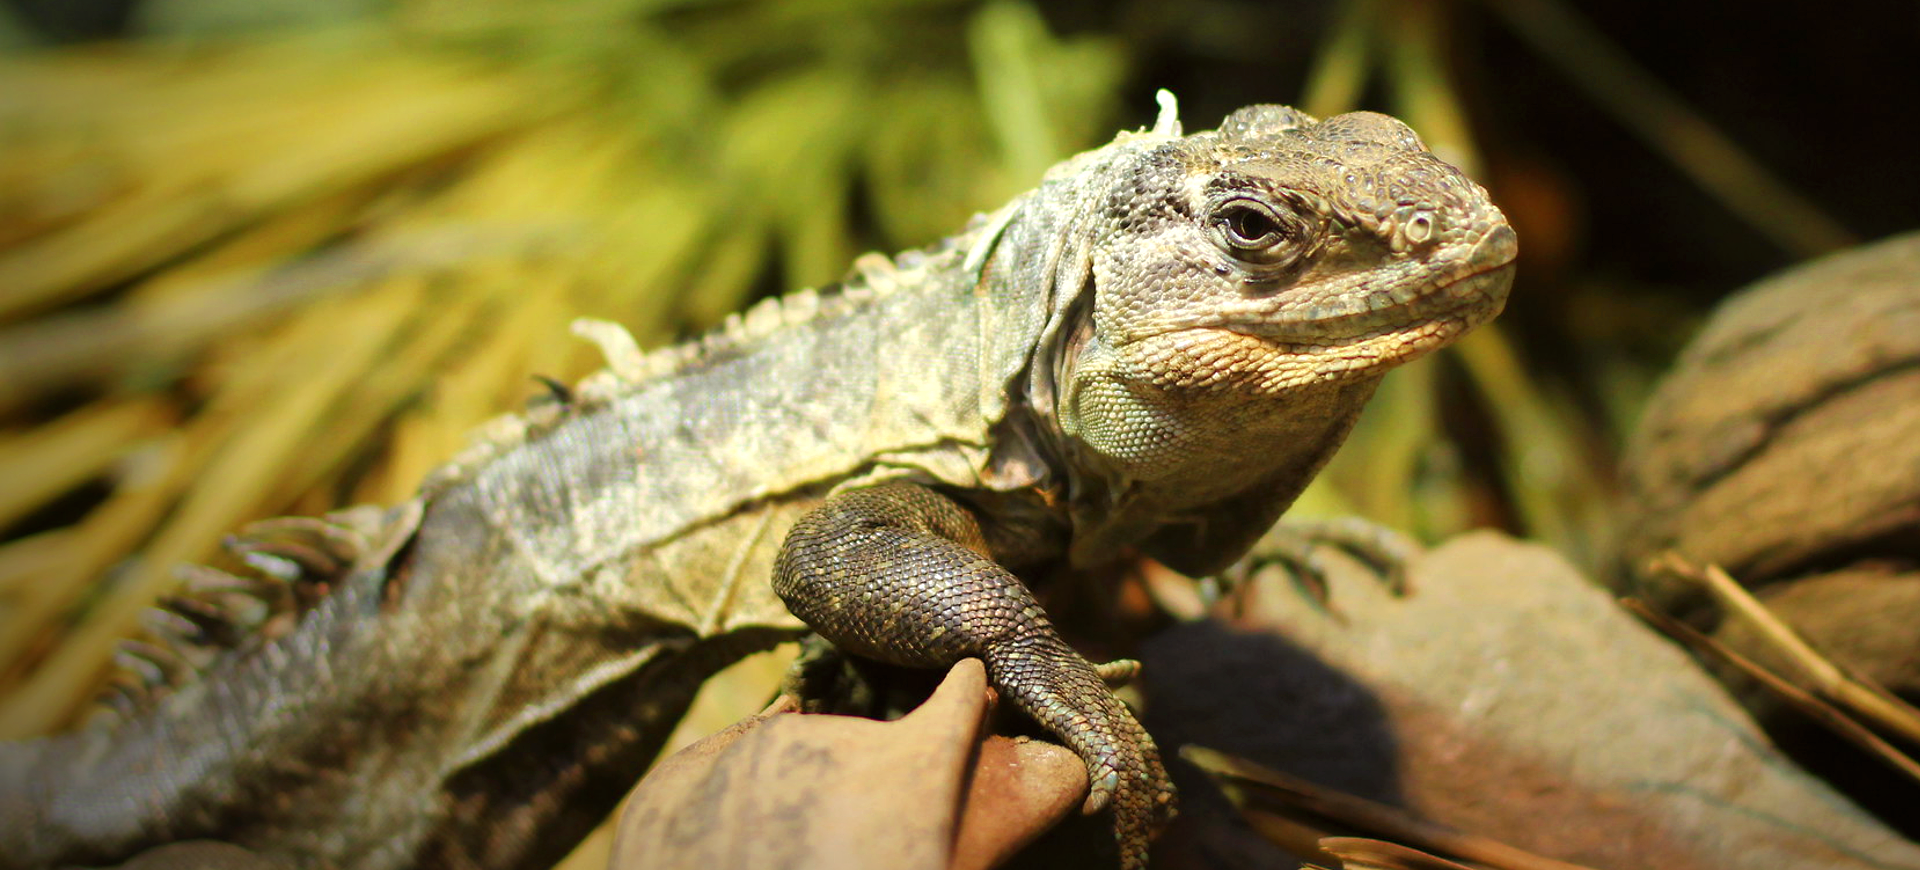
[[99, 504, 409, 724], [424, 213, 998, 491]]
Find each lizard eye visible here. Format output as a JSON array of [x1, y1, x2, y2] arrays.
[[1209, 198, 1301, 265]]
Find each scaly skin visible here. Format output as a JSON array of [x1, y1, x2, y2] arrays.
[[775, 484, 1175, 865], [777, 102, 1515, 866], [0, 96, 1513, 870]]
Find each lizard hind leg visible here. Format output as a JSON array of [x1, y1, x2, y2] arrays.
[[772, 482, 1175, 869], [778, 632, 939, 719]]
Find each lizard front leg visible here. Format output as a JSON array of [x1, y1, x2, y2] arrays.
[[773, 482, 1175, 868]]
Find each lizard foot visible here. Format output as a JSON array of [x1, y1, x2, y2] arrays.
[[986, 638, 1175, 869], [774, 484, 1177, 867], [779, 634, 868, 715], [1208, 516, 1423, 610]]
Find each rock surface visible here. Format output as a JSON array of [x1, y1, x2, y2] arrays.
[[610, 534, 1920, 870], [1610, 231, 1920, 828], [612, 659, 1089, 870], [1614, 231, 1920, 677], [1142, 532, 1920, 870]]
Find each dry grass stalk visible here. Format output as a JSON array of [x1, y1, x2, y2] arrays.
[[1647, 553, 1920, 747], [1622, 595, 1920, 786], [1185, 744, 1602, 870]]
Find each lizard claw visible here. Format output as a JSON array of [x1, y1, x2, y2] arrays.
[[1082, 764, 1120, 814], [1093, 657, 1143, 688], [1073, 729, 1174, 870]]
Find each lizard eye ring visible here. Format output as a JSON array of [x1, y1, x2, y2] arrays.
[[1208, 197, 1303, 266]]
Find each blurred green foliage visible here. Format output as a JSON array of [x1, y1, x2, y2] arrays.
[[0, 0, 1891, 758]]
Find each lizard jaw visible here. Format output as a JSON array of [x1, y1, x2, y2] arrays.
[[1116, 249, 1516, 393], [1246, 222, 1519, 345], [1116, 221, 1518, 351]]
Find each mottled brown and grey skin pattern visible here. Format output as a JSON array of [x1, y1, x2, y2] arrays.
[[0, 97, 1514, 870]]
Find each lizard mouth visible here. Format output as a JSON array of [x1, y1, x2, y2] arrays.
[[1110, 224, 1518, 368], [1225, 225, 1518, 348], [1303, 258, 1512, 340]]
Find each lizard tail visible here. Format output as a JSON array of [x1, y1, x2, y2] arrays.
[[0, 502, 424, 870]]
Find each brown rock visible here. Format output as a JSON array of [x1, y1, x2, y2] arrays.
[[1617, 230, 1920, 606], [1713, 564, 1920, 707], [1142, 532, 1920, 870], [610, 658, 1086, 870]]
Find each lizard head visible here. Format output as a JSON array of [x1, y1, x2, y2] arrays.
[[1049, 103, 1515, 559]]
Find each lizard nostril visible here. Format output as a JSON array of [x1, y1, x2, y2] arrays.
[[1389, 210, 1437, 252], [1406, 213, 1434, 243]]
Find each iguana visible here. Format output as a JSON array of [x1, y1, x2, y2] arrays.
[[0, 93, 1516, 870]]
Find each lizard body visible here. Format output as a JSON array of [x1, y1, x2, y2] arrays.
[[0, 96, 1515, 870]]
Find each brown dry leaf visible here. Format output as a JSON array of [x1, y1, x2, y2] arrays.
[[612, 658, 1086, 870]]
